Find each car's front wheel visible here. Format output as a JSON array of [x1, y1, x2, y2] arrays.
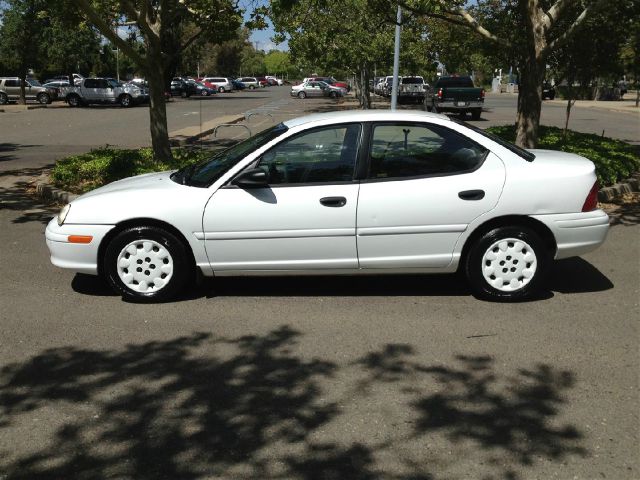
[[298, 91, 306, 99], [465, 226, 550, 301], [37, 92, 51, 104], [120, 94, 132, 107], [104, 226, 191, 302]]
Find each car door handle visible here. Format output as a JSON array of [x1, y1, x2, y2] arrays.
[[320, 196, 347, 207], [458, 189, 485, 201]]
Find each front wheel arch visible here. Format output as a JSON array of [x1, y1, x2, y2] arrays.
[[98, 218, 197, 281], [458, 215, 556, 274]]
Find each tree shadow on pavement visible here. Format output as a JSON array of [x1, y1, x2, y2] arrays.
[[0, 166, 58, 225], [0, 330, 587, 479]]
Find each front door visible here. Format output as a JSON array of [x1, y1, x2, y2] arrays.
[[203, 123, 362, 271]]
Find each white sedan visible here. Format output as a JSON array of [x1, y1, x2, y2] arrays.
[[46, 111, 609, 302]]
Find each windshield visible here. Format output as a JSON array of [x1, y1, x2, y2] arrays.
[[402, 77, 423, 84], [108, 79, 122, 88], [27, 79, 42, 87], [176, 123, 290, 187], [455, 120, 535, 162]]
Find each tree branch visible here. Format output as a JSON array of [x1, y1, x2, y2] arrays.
[[544, 5, 589, 55], [72, 0, 146, 66], [543, 0, 572, 31]]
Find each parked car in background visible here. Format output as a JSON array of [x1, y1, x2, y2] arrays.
[[238, 77, 261, 89], [542, 82, 556, 100], [201, 77, 234, 93], [64, 78, 148, 107], [291, 80, 345, 98], [375, 76, 395, 97], [170, 77, 195, 97], [44, 74, 84, 85], [46, 110, 609, 302], [232, 79, 247, 90], [266, 76, 284, 86], [309, 76, 350, 92], [398, 76, 427, 102], [0, 77, 55, 104], [257, 77, 269, 87], [427, 76, 484, 120]]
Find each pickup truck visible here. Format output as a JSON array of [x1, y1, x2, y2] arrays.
[[427, 76, 484, 119], [398, 76, 426, 102], [63, 78, 149, 107]]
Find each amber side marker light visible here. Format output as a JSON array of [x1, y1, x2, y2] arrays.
[[68, 235, 93, 244]]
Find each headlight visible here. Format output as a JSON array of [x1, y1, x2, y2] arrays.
[[57, 203, 71, 226]]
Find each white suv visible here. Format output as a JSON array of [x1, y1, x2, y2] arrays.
[[201, 77, 234, 93]]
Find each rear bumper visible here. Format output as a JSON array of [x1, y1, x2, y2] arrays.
[[45, 218, 114, 275], [434, 100, 483, 111], [530, 210, 610, 259]]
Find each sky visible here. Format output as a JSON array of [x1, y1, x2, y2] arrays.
[[240, 0, 289, 52]]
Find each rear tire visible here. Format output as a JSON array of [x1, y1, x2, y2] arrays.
[[471, 109, 481, 120], [0, 92, 8, 105], [104, 226, 191, 302], [465, 226, 550, 301], [67, 94, 81, 107]]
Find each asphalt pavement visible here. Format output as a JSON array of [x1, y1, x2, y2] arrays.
[[0, 87, 638, 480]]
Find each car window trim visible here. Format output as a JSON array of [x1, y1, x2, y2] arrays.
[[362, 121, 489, 183]]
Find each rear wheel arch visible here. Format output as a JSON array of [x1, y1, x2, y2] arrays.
[[459, 215, 556, 272], [98, 218, 197, 280]]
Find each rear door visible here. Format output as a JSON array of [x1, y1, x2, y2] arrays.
[[356, 121, 505, 269]]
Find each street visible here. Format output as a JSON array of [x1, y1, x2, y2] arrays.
[[0, 87, 638, 479]]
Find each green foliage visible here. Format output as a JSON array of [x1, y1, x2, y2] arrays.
[[264, 50, 292, 76], [51, 147, 213, 193], [486, 125, 640, 186]]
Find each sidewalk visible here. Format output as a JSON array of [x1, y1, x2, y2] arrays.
[[486, 91, 639, 115]]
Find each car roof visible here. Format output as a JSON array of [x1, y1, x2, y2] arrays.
[[282, 110, 450, 128]]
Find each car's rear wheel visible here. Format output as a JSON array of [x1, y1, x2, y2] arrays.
[[249, 85, 255, 90], [329, 91, 337, 98], [67, 94, 81, 107], [104, 226, 191, 302], [37, 92, 50, 104], [471, 108, 481, 120], [298, 91, 306, 99], [0, 92, 7, 105], [465, 226, 550, 301]]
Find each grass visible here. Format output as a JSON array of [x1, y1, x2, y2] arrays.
[[486, 125, 639, 186], [51, 146, 213, 194], [51, 126, 639, 193]]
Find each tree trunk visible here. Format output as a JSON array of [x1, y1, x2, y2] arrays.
[[145, 50, 173, 163], [563, 85, 574, 141], [18, 68, 27, 105], [359, 64, 371, 109], [515, 59, 544, 148]]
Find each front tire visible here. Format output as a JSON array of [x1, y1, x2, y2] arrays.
[[67, 94, 81, 107], [298, 91, 306, 99], [465, 226, 550, 301], [120, 94, 132, 107], [104, 226, 191, 302], [37, 92, 50, 104], [218, 86, 225, 93]]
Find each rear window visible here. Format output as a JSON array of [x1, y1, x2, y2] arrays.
[[436, 77, 475, 88], [402, 77, 424, 85], [455, 120, 536, 162]]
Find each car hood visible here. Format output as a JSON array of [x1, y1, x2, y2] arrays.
[[78, 171, 176, 199]]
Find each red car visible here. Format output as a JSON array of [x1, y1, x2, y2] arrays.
[[311, 76, 350, 91], [196, 79, 219, 92], [257, 77, 269, 87]]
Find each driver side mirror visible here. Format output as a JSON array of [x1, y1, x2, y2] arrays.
[[232, 167, 269, 188]]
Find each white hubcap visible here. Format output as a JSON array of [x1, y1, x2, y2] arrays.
[[482, 238, 537, 292], [117, 240, 173, 293]]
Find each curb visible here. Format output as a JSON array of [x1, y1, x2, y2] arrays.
[[35, 178, 78, 204], [169, 114, 245, 146], [598, 172, 640, 202]]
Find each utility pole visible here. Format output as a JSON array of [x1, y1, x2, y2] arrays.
[[391, 5, 402, 111]]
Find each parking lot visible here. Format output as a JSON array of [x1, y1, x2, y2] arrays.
[[0, 87, 638, 479]]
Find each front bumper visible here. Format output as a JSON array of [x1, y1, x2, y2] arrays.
[[45, 218, 115, 275], [530, 209, 610, 259]]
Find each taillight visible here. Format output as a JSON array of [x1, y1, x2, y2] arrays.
[[437, 88, 443, 99], [481, 89, 485, 98], [582, 181, 599, 212]]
